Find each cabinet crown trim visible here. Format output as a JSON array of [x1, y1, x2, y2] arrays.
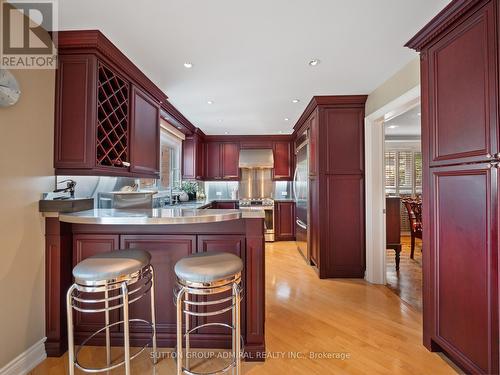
[[405, 0, 485, 51], [56, 30, 167, 103]]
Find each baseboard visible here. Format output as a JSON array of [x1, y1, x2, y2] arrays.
[[0, 337, 47, 375]]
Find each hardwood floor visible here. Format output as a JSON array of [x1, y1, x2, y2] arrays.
[[386, 236, 423, 311], [32, 241, 457, 374]]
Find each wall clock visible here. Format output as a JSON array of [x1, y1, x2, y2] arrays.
[[0, 69, 21, 107]]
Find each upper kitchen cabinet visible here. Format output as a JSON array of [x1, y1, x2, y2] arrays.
[[182, 132, 205, 180], [408, 0, 498, 167], [272, 141, 293, 180], [54, 30, 166, 178], [204, 142, 240, 180]]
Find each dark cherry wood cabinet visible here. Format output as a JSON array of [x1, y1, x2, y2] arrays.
[[197, 235, 246, 336], [182, 132, 205, 180], [274, 201, 295, 241], [182, 133, 205, 180], [407, 1, 500, 373], [205, 142, 222, 180], [272, 141, 293, 180], [293, 96, 367, 278], [183, 135, 294, 181], [429, 164, 496, 374], [54, 30, 165, 178], [120, 235, 196, 335], [213, 201, 239, 209], [129, 86, 160, 176], [72, 235, 119, 336], [221, 143, 240, 179], [46, 218, 266, 359], [204, 142, 240, 180]]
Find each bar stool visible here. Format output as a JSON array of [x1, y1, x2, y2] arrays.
[[174, 251, 243, 375], [66, 249, 157, 375]]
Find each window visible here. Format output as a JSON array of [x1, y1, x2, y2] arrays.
[[385, 149, 422, 233], [384, 150, 422, 196], [140, 122, 183, 191]]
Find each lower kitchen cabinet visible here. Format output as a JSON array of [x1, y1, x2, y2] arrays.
[[120, 235, 197, 335], [213, 201, 239, 209], [275, 201, 295, 241], [197, 235, 246, 335], [73, 235, 120, 335]]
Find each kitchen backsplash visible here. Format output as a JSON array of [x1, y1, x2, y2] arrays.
[[55, 176, 293, 206], [204, 181, 292, 200]]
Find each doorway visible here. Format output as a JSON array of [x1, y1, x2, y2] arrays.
[[383, 105, 422, 310], [364, 85, 420, 285]]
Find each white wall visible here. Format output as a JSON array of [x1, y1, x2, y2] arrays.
[[0, 68, 55, 367], [366, 57, 420, 117]]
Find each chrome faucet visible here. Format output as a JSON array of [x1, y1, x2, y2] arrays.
[[54, 179, 76, 198]]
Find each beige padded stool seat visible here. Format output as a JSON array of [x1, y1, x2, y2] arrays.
[[174, 251, 243, 284], [73, 249, 151, 284]]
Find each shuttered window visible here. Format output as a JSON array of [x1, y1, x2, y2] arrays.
[[385, 150, 422, 232]]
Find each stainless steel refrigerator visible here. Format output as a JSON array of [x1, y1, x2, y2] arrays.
[[294, 133, 309, 261]]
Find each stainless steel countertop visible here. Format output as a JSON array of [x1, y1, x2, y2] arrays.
[[59, 208, 264, 225]]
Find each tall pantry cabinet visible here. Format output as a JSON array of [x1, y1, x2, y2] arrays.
[[407, 0, 499, 373]]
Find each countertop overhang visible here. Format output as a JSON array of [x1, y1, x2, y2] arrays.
[[59, 208, 264, 225]]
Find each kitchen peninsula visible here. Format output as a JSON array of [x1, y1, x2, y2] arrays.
[[44, 208, 265, 360]]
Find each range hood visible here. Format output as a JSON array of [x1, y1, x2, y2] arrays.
[[238, 149, 274, 168]]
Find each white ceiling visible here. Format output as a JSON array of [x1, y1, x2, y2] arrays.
[[58, 0, 450, 135], [384, 105, 421, 137]]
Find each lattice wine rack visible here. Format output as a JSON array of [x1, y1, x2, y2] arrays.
[[96, 63, 129, 168]]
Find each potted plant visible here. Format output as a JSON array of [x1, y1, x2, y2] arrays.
[[181, 181, 198, 201]]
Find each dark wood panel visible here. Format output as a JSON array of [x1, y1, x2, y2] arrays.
[[428, 1, 497, 165], [324, 175, 365, 278], [429, 164, 498, 374], [308, 110, 319, 177], [275, 201, 296, 241], [129, 85, 160, 177], [120, 235, 196, 335], [205, 142, 222, 180], [72, 234, 119, 334], [54, 54, 96, 170], [324, 108, 364, 174], [45, 218, 73, 356], [221, 142, 240, 180], [272, 141, 293, 180], [196, 235, 246, 336]]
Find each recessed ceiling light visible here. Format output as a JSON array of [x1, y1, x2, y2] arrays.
[[224, 131, 229, 135], [207, 100, 214, 105], [284, 118, 289, 121], [388, 125, 399, 129], [183, 62, 193, 68], [309, 59, 320, 67], [292, 99, 300, 104], [218, 119, 223, 123]]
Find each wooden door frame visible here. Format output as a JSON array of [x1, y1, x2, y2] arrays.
[[364, 85, 420, 284]]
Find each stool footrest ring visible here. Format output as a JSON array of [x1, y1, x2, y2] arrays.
[[73, 318, 154, 373]]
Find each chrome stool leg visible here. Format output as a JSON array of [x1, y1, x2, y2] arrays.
[[121, 282, 131, 375], [185, 292, 190, 372], [66, 284, 77, 375], [104, 282, 111, 368], [176, 287, 186, 375], [233, 283, 241, 375], [150, 265, 158, 365]]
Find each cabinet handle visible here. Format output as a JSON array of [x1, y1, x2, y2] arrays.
[[122, 161, 131, 167]]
